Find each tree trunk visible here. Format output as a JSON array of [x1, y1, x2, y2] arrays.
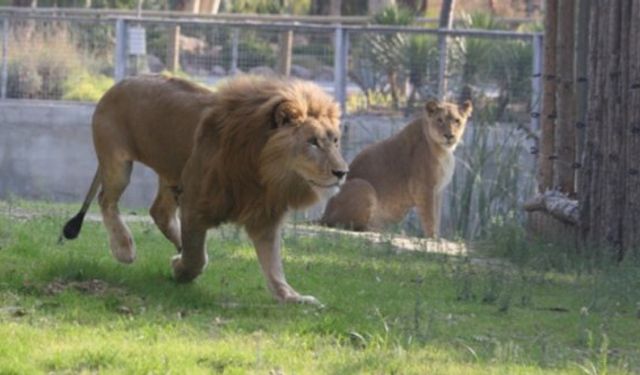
[[537, 0, 557, 192], [554, 0, 576, 194], [437, 0, 456, 100], [580, 0, 640, 259]]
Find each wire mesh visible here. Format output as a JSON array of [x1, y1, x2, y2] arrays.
[[4, 17, 114, 100], [1, 14, 539, 239]]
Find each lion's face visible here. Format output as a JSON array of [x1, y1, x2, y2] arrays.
[[424, 100, 473, 150], [291, 117, 348, 198], [260, 99, 348, 200]]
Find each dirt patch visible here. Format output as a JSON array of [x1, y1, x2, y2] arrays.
[[43, 278, 117, 296]]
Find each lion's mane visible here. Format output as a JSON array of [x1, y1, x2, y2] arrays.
[[184, 76, 341, 231]]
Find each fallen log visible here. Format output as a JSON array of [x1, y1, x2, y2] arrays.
[[523, 190, 579, 225]]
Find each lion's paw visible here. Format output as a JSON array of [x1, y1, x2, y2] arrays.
[[288, 294, 324, 308], [109, 236, 136, 264], [171, 255, 203, 283], [274, 285, 324, 307]]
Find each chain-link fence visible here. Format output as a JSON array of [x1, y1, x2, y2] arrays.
[[0, 9, 542, 239]]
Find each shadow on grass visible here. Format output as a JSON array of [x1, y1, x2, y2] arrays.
[[2, 215, 456, 337]]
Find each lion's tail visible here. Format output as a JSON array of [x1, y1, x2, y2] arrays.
[[61, 169, 101, 240]]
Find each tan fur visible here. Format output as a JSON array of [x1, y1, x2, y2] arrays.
[[65, 74, 348, 305], [321, 100, 472, 237]]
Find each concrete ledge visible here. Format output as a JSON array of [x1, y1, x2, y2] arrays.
[[0, 100, 157, 208]]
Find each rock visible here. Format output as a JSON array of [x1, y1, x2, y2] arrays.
[[249, 66, 276, 76], [314, 65, 334, 81], [211, 65, 226, 76], [291, 64, 313, 80], [146, 54, 165, 73]]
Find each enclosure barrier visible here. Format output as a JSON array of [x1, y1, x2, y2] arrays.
[[0, 8, 543, 239]]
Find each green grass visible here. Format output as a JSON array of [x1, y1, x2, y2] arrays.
[[0, 200, 639, 374]]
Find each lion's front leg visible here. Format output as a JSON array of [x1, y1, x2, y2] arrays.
[[247, 224, 321, 306], [415, 189, 439, 238], [171, 218, 208, 283]]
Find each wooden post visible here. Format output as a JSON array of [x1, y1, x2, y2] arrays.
[[167, 24, 180, 72], [554, 0, 576, 194], [574, 0, 589, 194], [278, 29, 293, 76], [537, 0, 557, 192], [531, 33, 543, 132]]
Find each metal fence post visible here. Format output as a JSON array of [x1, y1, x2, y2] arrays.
[[531, 33, 543, 131], [1, 18, 8, 100], [333, 26, 348, 113], [437, 30, 448, 100], [230, 28, 239, 75], [114, 18, 127, 82]]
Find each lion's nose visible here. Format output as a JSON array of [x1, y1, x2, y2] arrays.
[[332, 169, 348, 179], [444, 133, 454, 140]]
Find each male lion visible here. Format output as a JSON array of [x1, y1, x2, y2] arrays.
[[62, 74, 348, 305], [321, 100, 472, 237]]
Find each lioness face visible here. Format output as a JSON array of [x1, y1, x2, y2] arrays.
[[424, 100, 473, 150]]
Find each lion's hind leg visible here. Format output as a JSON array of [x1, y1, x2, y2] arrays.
[[98, 158, 137, 264], [321, 178, 377, 231], [150, 178, 182, 250]]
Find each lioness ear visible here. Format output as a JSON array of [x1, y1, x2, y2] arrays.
[[274, 100, 304, 128], [459, 100, 473, 117], [425, 100, 440, 115]]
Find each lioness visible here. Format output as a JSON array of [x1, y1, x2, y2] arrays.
[[321, 100, 472, 237], [62, 74, 348, 305]]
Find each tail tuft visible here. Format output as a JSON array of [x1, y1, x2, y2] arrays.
[[62, 212, 86, 240]]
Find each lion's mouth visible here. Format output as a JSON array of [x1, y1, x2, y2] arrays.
[[307, 180, 341, 189]]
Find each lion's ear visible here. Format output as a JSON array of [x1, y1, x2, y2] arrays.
[[274, 100, 304, 128], [459, 100, 473, 117], [425, 100, 440, 115]]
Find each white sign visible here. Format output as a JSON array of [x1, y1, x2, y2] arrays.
[[128, 26, 147, 56]]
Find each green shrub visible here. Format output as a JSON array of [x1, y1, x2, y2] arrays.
[[63, 72, 114, 102], [6, 60, 42, 99], [7, 23, 92, 100]]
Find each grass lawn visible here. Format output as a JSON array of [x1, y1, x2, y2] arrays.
[[0, 200, 639, 374]]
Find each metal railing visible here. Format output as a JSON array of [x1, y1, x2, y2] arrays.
[[0, 8, 542, 121], [0, 8, 543, 238]]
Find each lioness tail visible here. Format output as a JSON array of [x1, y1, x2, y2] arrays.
[[61, 169, 101, 240]]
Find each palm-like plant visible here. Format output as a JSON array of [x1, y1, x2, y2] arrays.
[[352, 6, 414, 110], [406, 34, 438, 112]]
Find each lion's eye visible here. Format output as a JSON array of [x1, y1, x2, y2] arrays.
[[308, 137, 320, 147]]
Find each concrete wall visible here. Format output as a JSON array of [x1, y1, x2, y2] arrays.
[[0, 100, 158, 208], [0, 101, 534, 236], [0, 101, 406, 215]]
